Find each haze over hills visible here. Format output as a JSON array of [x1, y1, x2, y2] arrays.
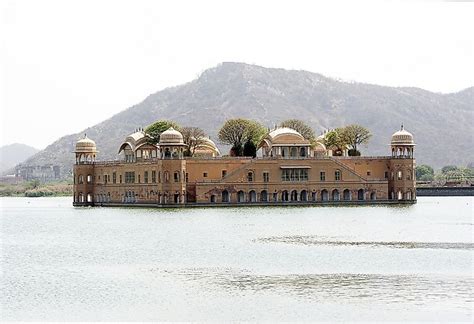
[[21, 62, 473, 177], [0, 143, 39, 174]]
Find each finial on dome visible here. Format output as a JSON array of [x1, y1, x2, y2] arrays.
[[84, 133, 87, 138], [401, 123, 404, 130]]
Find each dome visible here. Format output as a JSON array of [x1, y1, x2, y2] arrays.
[[195, 137, 220, 156], [391, 125, 414, 145], [313, 142, 326, 152], [118, 129, 153, 153], [159, 127, 185, 145], [75, 134, 97, 153], [268, 127, 304, 141]]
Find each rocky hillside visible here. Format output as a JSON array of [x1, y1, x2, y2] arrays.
[[23, 62, 473, 176], [0, 143, 39, 174]]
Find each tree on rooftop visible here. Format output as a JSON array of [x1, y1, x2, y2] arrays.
[[339, 124, 372, 156], [280, 119, 316, 141], [181, 126, 207, 157], [323, 129, 346, 156], [218, 118, 266, 156], [145, 120, 180, 145]]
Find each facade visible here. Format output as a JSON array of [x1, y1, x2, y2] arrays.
[[73, 126, 416, 207]]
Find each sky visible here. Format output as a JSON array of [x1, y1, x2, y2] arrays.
[[1, 0, 473, 149]]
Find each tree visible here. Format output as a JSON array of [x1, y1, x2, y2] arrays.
[[339, 124, 372, 156], [246, 120, 267, 147], [280, 119, 316, 141], [218, 119, 266, 156], [416, 164, 434, 181], [441, 165, 458, 174], [243, 139, 257, 158], [180, 126, 207, 157], [323, 129, 346, 156], [145, 120, 180, 145]]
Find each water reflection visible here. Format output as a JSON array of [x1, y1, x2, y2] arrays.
[[162, 267, 473, 308], [256, 236, 474, 250]]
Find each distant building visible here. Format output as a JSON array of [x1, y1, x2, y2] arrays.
[[73, 125, 416, 206], [15, 164, 61, 182]]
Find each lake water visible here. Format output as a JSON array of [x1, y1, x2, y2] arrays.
[[1, 197, 473, 321]]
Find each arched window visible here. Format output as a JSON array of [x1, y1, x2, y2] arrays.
[[86, 174, 92, 183], [78, 175, 84, 184], [300, 190, 308, 202], [321, 189, 329, 201], [311, 191, 317, 201], [332, 189, 340, 201], [222, 190, 230, 203], [237, 190, 245, 202], [358, 189, 365, 201], [247, 171, 254, 182], [370, 192, 376, 200], [164, 147, 171, 158], [300, 147, 306, 157], [397, 170, 403, 180], [290, 147, 297, 157], [335, 170, 341, 181], [343, 189, 351, 201], [249, 190, 256, 202], [260, 190, 268, 202], [406, 190, 412, 200], [290, 190, 298, 201], [210, 194, 216, 203], [281, 190, 289, 202]]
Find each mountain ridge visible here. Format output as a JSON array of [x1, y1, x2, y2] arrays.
[[0, 143, 40, 174], [20, 62, 474, 177]]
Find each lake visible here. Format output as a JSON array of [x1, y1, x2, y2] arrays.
[[1, 197, 473, 321]]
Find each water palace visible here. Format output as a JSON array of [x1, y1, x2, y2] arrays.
[[73, 125, 416, 207]]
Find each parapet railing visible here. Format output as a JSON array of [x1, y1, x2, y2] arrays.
[[78, 155, 408, 166]]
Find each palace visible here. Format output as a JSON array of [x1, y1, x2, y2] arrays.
[[73, 125, 416, 207]]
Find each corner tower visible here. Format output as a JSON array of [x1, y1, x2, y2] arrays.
[[389, 125, 416, 201], [73, 134, 97, 206], [158, 128, 187, 204]]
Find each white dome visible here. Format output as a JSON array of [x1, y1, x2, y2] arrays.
[[268, 127, 303, 140], [75, 135, 97, 153], [159, 127, 184, 145], [313, 142, 326, 152], [391, 126, 414, 145]]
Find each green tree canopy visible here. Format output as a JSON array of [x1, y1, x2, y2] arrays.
[[180, 126, 207, 157], [145, 120, 180, 145], [243, 139, 257, 158], [323, 129, 346, 156], [280, 119, 316, 141], [339, 124, 372, 155], [416, 164, 434, 181], [441, 165, 458, 174], [218, 118, 266, 156]]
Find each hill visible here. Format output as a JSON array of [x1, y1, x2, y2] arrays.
[[22, 62, 474, 177], [0, 143, 39, 174]]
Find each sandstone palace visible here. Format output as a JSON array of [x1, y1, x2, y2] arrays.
[[73, 125, 416, 207]]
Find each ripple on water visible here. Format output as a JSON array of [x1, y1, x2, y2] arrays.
[[255, 236, 474, 250], [154, 267, 474, 309]]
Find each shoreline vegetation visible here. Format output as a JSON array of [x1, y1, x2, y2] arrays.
[[0, 180, 73, 197]]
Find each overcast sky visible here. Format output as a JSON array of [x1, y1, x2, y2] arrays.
[[1, 0, 473, 149]]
